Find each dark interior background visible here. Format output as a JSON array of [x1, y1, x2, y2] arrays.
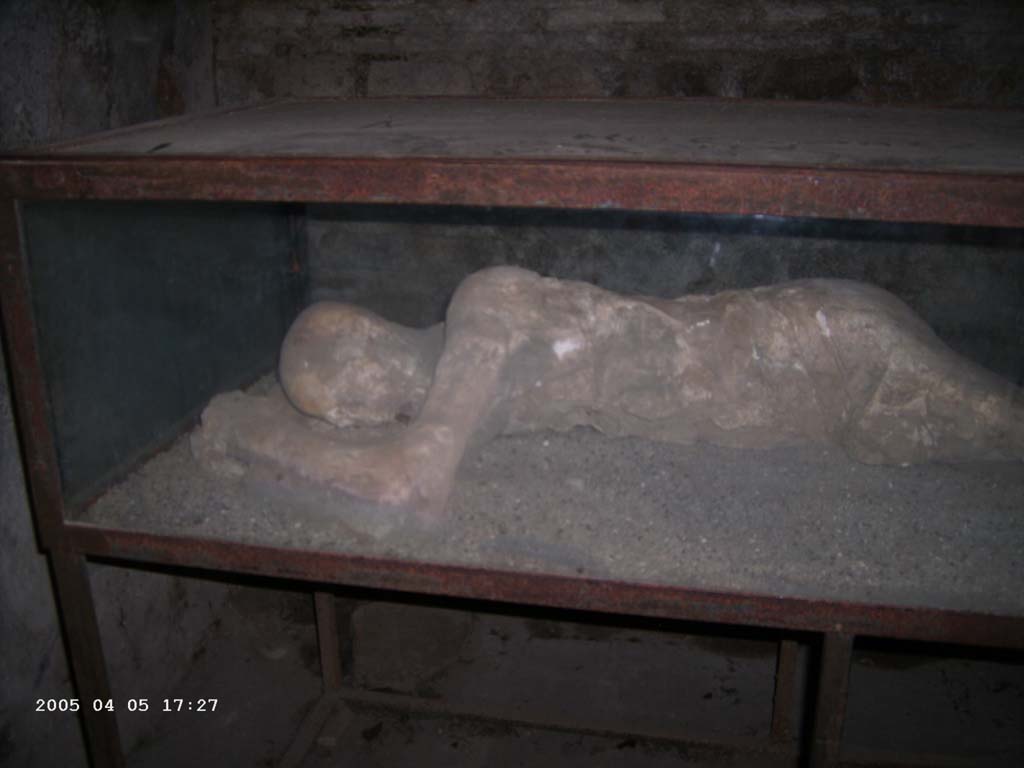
[[2, 2, 1023, 765]]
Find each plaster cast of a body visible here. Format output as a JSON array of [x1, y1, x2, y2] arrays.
[[193, 267, 1024, 524]]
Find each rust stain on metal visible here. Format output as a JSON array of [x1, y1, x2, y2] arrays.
[[0, 200, 67, 550], [69, 525, 1024, 650], [1, 156, 1022, 228]]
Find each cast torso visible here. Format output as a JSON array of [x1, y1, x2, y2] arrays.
[[496, 275, 906, 448]]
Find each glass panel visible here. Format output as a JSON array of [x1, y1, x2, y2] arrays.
[[62, 204, 1024, 617], [22, 201, 306, 506]]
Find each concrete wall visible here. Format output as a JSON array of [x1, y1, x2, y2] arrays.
[[0, 2, 225, 765], [213, 0, 1024, 106]]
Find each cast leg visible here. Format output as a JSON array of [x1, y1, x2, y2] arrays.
[[843, 338, 1023, 464]]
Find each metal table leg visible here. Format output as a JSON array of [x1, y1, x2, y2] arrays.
[[49, 548, 125, 768], [771, 638, 800, 742], [314, 590, 343, 691], [809, 632, 854, 768]]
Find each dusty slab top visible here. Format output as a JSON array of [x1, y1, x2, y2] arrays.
[[29, 98, 1024, 174]]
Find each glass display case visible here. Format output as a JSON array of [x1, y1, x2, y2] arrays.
[[2, 98, 1022, 767]]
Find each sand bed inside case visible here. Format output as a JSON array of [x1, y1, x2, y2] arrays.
[[77, 381, 1024, 617]]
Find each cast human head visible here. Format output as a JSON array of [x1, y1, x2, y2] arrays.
[[280, 302, 436, 428]]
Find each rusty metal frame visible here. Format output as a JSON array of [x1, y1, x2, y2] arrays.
[[771, 639, 801, 742], [47, 547, 125, 768], [810, 633, 855, 767], [68, 525, 1024, 650], [314, 591, 344, 692], [0, 199, 64, 550], [1, 155, 1023, 228], [1, 199, 125, 767], [2, 106, 1024, 767]]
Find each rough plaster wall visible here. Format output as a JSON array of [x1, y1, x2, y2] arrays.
[[0, 2, 222, 765], [213, 0, 1024, 106], [0, 0, 215, 150]]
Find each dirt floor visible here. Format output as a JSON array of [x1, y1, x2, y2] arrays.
[[119, 586, 1024, 767]]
